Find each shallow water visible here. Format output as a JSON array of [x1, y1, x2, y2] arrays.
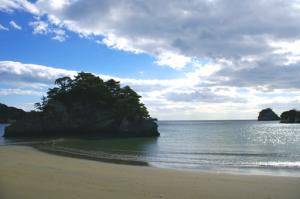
[[1, 120, 300, 176]]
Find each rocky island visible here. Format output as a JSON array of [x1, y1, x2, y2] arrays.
[[280, 110, 300, 123], [257, 108, 280, 121], [4, 72, 159, 137]]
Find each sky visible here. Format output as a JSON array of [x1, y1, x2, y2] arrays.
[[1, 0, 300, 120]]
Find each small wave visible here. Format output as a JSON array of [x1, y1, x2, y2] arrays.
[[102, 149, 291, 158], [252, 161, 300, 168], [171, 151, 287, 157], [149, 160, 300, 171]]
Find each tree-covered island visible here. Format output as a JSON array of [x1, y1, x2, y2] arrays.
[[4, 72, 159, 137]]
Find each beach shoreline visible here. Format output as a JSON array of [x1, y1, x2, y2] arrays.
[[32, 143, 300, 178], [33, 143, 150, 166], [0, 145, 299, 199]]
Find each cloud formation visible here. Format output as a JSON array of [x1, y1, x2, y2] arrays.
[[29, 19, 67, 42], [165, 90, 246, 104], [2, 60, 300, 119], [0, 0, 39, 14], [0, 61, 77, 86], [0, 88, 43, 96], [0, 23, 9, 31], [4, 1, 300, 69], [31, 0, 300, 69], [9, 20, 22, 30]]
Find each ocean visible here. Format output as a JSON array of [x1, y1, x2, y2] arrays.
[[1, 120, 300, 176]]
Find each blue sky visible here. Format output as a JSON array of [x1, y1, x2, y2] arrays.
[[1, 0, 300, 120]]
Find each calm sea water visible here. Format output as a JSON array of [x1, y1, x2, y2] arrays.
[[1, 120, 300, 176]]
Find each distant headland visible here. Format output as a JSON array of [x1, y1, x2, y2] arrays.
[[3, 72, 159, 137], [0, 103, 26, 123], [258, 108, 300, 123]]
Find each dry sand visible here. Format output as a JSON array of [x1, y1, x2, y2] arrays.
[[0, 145, 299, 199]]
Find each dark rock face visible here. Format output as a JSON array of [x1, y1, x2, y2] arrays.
[[258, 108, 280, 121], [4, 72, 159, 138], [280, 110, 300, 123], [119, 118, 159, 137], [5, 111, 159, 137], [0, 103, 26, 123]]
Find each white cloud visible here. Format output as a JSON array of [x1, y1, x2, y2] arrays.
[[102, 33, 144, 54], [155, 52, 191, 69], [0, 61, 77, 85], [46, 0, 71, 10], [0, 0, 39, 14], [0, 88, 43, 96], [0, 23, 9, 31], [52, 28, 67, 42], [29, 19, 67, 42], [270, 40, 300, 65], [30, 20, 49, 34], [9, 20, 22, 30]]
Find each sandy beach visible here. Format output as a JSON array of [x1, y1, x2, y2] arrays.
[[0, 146, 299, 199]]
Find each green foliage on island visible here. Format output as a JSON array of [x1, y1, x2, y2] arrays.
[[4, 72, 159, 137], [0, 103, 25, 123]]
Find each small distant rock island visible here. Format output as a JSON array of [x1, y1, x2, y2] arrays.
[[258, 108, 300, 123], [258, 108, 280, 121], [4, 72, 159, 137], [280, 110, 300, 123]]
